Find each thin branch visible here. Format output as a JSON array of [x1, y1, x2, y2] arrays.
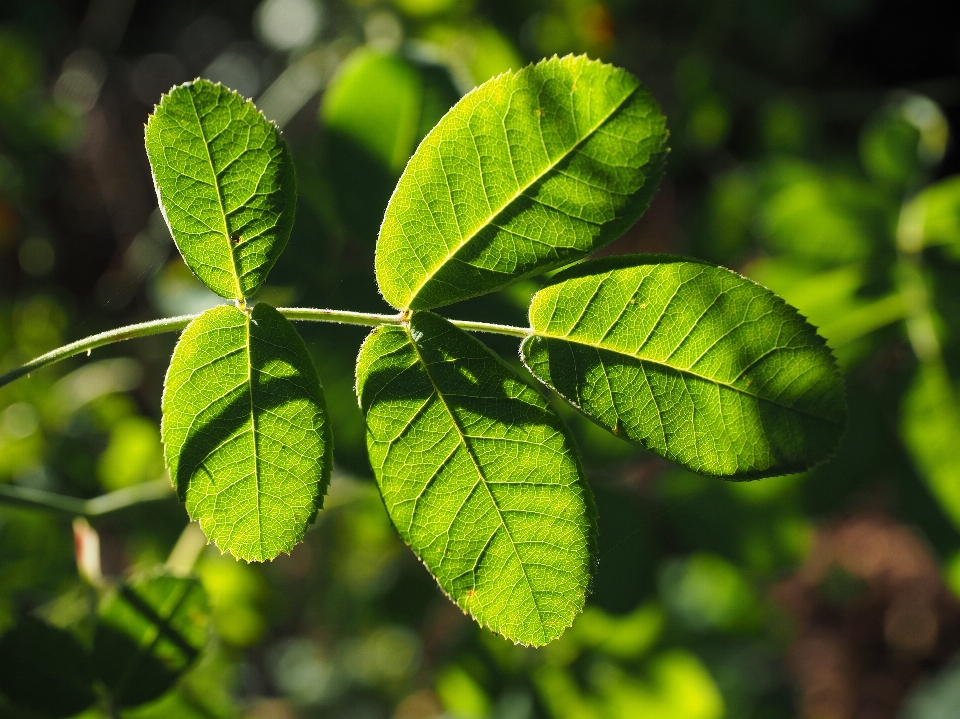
[[0, 480, 174, 518], [0, 307, 532, 392]]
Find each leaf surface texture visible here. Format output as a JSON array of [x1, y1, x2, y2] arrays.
[[162, 304, 332, 561], [376, 54, 668, 310], [146, 79, 296, 300], [522, 255, 846, 477], [356, 311, 595, 645]]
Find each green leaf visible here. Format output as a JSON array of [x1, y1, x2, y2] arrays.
[[145, 79, 296, 301], [320, 49, 459, 243], [0, 617, 97, 718], [906, 175, 960, 249], [355, 311, 595, 645], [521, 255, 846, 478], [376, 54, 668, 311], [93, 573, 208, 708], [901, 365, 960, 530], [162, 303, 332, 561]]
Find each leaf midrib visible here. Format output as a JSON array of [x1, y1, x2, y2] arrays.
[[244, 312, 264, 559], [403, 81, 640, 309], [403, 324, 547, 641], [530, 329, 841, 425], [187, 86, 243, 301]]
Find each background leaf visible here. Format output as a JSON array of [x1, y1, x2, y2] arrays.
[[901, 365, 960, 531], [145, 79, 296, 301], [355, 311, 595, 645], [162, 303, 332, 561], [319, 48, 460, 245], [93, 573, 208, 708], [375, 54, 668, 311], [521, 255, 846, 478], [0, 617, 96, 718]]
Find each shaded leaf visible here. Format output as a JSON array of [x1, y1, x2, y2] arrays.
[[145, 79, 296, 301], [0, 617, 96, 718], [355, 311, 595, 645], [162, 303, 332, 561], [521, 255, 846, 478], [94, 573, 208, 708], [376, 54, 668, 310]]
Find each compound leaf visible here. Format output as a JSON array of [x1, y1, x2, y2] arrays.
[[356, 311, 595, 645], [521, 255, 846, 478], [0, 617, 96, 718], [146, 79, 296, 301], [94, 573, 208, 708], [162, 303, 332, 561], [376, 54, 668, 311]]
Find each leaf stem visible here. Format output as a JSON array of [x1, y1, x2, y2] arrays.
[[0, 480, 174, 518], [0, 308, 531, 392]]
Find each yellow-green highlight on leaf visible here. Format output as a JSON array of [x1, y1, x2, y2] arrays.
[[375, 54, 669, 311], [162, 303, 332, 561], [521, 255, 847, 478], [93, 573, 208, 708], [145, 79, 296, 301], [355, 311, 595, 646], [902, 364, 960, 531]]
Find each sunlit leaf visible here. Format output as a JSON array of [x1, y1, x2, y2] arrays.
[[162, 303, 332, 561], [355, 311, 595, 645], [901, 365, 960, 530], [93, 573, 208, 708], [376, 54, 668, 310], [145, 79, 296, 301], [521, 255, 847, 478], [0, 617, 96, 718]]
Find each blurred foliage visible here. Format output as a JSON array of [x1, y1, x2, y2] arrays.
[[3, 0, 960, 717]]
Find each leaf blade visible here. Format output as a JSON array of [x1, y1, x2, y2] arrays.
[[376, 54, 668, 310], [146, 79, 296, 300], [162, 303, 332, 561], [521, 255, 846, 478], [356, 311, 595, 645]]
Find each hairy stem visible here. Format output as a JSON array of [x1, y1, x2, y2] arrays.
[[0, 480, 174, 517], [0, 307, 531, 391]]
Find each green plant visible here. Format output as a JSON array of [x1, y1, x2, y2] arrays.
[[0, 55, 845, 650]]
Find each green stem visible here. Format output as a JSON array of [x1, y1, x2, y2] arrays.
[[0, 308, 531, 391], [0, 479, 174, 518]]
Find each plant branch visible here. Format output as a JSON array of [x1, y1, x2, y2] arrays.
[[0, 480, 175, 518], [1, 308, 533, 392]]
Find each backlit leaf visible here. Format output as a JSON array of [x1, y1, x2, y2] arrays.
[[146, 79, 296, 301], [355, 311, 595, 645], [376, 54, 668, 310], [94, 573, 208, 708], [521, 255, 846, 478], [162, 303, 332, 561]]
